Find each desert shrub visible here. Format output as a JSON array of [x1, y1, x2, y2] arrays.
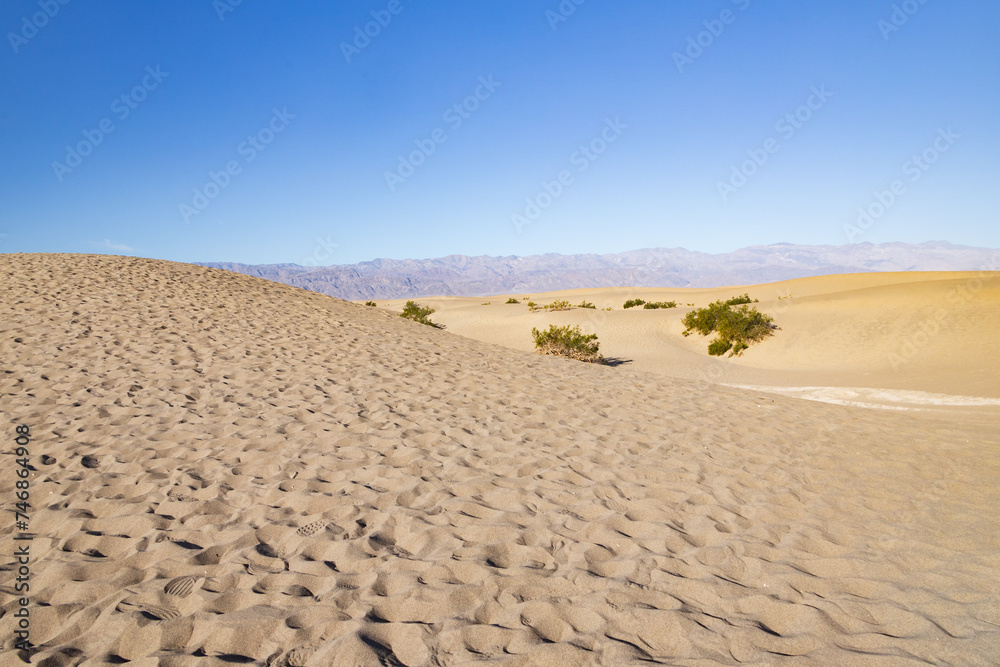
[[603, 306, 613, 311], [531, 324, 602, 363], [724, 293, 758, 306], [681, 300, 730, 336], [715, 305, 774, 351], [707, 338, 734, 356], [682, 301, 775, 357], [686, 303, 694, 307], [505, 297, 520, 304], [577, 300, 596, 309], [643, 300, 677, 309], [481, 302, 491, 305], [623, 298, 646, 309], [527, 301, 538, 311], [545, 299, 572, 311], [400, 300, 439, 327], [364, 301, 377, 307]]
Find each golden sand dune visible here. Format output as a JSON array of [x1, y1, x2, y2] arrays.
[[380, 270, 1000, 403], [2, 254, 999, 665]]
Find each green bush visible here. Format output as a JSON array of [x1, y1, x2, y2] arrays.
[[643, 300, 677, 309], [681, 300, 730, 336], [400, 300, 439, 327], [707, 338, 734, 356], [481, 302, 491, 306], [505, 297, 520, 304], [577, 300, 596, 309], [682, 301, 776, 357], [531, 324, 602, 363], [623, 298, 646, 309], [724, 293, 758, 306], [715, 305, 774, 353], [364, 301, 377, 307], [545, 299, 572, 311]]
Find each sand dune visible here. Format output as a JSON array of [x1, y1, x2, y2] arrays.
[[379, 271, 1000, 404], [2, 255, 999, 665]]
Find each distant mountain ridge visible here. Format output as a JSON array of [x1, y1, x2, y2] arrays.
[[199, 241, 999, 301]]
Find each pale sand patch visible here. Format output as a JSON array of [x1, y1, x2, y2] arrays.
[[2, 255, 999, 665], [724, 385, 1000, 410]]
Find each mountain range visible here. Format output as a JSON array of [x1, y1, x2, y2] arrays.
[[199, 241, 999, 301]]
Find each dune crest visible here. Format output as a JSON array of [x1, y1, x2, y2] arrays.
[[2, 254, 999, 664]]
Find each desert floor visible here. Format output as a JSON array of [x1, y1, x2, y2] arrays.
[[2, 255, 999, 665]]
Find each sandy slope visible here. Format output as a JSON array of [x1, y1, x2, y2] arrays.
[[2, 254, 999, 665], [379, 271, 1000, 403]]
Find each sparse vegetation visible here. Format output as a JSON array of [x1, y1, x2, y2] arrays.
[[686, 303, 694, 307], [602, 306, 613, 311], [577, 300, 596, 309], [724, 293, 758, 306], [682, 298, 776, 357], [624, 298, 677, 309], [399, 300, 439, 327], [531, 324, 603, 363], [531, 299, 572, 312], [505, 297, 520, 304], [481, 302, 491, 306], [364, 301, 377, 307]]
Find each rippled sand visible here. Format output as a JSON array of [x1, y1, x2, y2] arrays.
[[2, 254, 998, 665]]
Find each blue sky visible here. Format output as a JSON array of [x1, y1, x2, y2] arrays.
[[1, 0, 997, 265]]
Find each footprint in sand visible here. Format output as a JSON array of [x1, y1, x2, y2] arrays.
[[246, 561, 286, 576], [251, 580, 317, 598], [255, 524, 306, 559], [202, 573, 240, 593], [281, 647, 316, 666], [116, 599, 181, 621], [335, 571, 378, 591], [594, 485, 631, 513], [604, 498, 629, 513], [295, 519, 329, 537], [163, 575, 199, 597]]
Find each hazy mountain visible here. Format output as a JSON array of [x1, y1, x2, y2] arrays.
[[199, 241, 998, 301]]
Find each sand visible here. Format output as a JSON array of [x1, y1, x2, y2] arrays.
[[378, 270, 1000, 405], [2, 254, 999, 665]]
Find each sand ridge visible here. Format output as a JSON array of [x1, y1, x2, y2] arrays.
[[2, 254, 999, 665]]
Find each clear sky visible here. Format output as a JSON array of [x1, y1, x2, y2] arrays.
[[1, 1, 997, 265]]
